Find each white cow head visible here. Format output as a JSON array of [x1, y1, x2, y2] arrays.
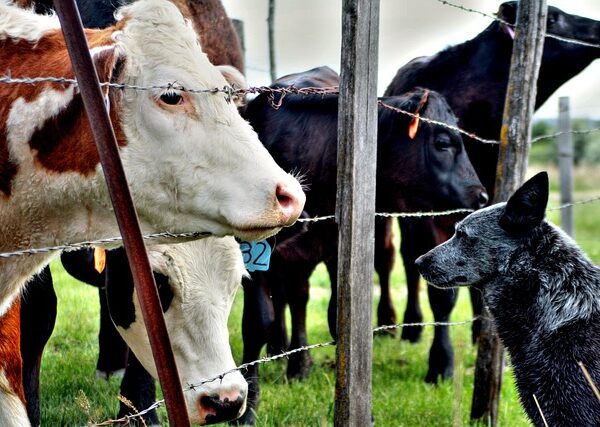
[[106, 237, 247, 424], [111, 0, 305, 241]]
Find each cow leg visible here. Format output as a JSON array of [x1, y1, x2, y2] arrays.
[[399, 218, 426, 342], [96, 286, 129, 379], [0, 299, 28, 427], [236, 275, 274, 425], [286, 278, 312, 380], [265, 274, 288, 356], [117, 352, 159, 426], [425, 285, 456, 383], [20, 266, 56, 427], [374, 217, 396, 333], [469, 287, 484, 344], [60, 250, 129, 378]]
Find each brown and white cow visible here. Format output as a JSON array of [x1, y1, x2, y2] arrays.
[[105, 237, 249, 425], [0, 0, 304, 423]]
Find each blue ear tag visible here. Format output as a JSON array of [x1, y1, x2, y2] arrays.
[[239, 240, 272, 272]]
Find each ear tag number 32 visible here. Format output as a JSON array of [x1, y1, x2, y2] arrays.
[[239, 240, 272, 272]]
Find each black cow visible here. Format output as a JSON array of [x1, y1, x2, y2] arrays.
[[383, 1, 600, 379], [237, 66, 488, 424]]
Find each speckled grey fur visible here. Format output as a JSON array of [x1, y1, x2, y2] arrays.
[[416, 173, 600, 426]]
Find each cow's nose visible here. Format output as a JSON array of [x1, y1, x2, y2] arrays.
[[197, 389, 246, 425], [478, 190, 489, 209], [275, 180, 306, 226]]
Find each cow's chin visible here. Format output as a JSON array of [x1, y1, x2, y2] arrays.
[[232, 225, 282, 241]]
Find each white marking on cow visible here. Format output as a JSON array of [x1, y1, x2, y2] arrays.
[[0, 371, 29, 427]]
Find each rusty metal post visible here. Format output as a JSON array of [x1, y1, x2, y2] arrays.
[[52, 0, 190, 425]]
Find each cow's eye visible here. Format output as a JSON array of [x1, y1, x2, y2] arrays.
[[160, 91, 183, 106], [434, 136, 453, 151]]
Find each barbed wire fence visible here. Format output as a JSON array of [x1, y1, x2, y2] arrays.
[[2, 0, 600, 425]]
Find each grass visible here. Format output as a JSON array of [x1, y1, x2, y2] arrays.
[[40, 164, 600, 426]]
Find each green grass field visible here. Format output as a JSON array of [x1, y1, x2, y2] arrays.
[[40, 165, 600, 426]]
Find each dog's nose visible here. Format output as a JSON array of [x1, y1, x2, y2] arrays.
[[414, 255, 425, 271]]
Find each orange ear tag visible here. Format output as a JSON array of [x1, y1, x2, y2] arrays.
[[408, 114, 420, 139], [94, 247, 106, 273]]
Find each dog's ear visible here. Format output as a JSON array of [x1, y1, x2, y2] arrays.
[[500, 172, 549, 235]]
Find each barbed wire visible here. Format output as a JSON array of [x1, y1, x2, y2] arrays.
[[435, 0, 600, 50], [1, 197, 599, 260], [2, 74, 599, 146], [91, 318, 477, 426], [531, 127, 600, 143], [0, 231, 211, 259]]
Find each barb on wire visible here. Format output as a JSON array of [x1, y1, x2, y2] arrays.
[[531, 127, 600, 143], [91, 318, 477, 426], [435, 0, 600, 50]]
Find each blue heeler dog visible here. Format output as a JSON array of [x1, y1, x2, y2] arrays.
[[415, 172, 600, 426]]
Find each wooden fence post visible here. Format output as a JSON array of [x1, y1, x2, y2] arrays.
[[471, 1, 547, 425], [334, 0, 379, 425], [268, 0, 276, 82], [559, 96, 574, 237]]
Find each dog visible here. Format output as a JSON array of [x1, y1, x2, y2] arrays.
[[415, 172, 600, 426]]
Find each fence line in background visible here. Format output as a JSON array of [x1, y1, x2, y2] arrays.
[[91, 318, 478, 426]]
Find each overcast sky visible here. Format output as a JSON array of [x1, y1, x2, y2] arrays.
[[221, 0, 600, 119]]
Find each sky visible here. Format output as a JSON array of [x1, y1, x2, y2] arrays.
[[220, 0, 600, 119]]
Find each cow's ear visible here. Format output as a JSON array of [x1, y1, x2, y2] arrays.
[[500, 172, 549, 235], [217, 65, 246, 107], [91, 44, 126, 92]]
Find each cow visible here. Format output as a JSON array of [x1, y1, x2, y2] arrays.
[[237, 66, 488, 424], [22, 237, 249, 425], [384, 1, 600, 382], [16, 0, 248, 422], [0, 1, 305, 424]]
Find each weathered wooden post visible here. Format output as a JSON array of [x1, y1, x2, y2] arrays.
[[559, 96, 574, 236], [334, 0, 379, 425], [268, 0, 276, 82], [471, 1, 547, 425]]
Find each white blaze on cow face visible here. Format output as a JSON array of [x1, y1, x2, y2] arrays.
[[114, 0, 305, 241], [115, 237, 247, 424]]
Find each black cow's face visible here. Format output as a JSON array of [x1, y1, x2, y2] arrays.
[[377, 89, 488, 213], [498, 2, 600, 62]]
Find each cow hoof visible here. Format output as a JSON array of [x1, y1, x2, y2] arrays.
[[400, 325, 422, 343], [424, 355, 453, 384], [95, 368, 125, 380], [286, 351, 313, 380], [376, 308, 397, 337]]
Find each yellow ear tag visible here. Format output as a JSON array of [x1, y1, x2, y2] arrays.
[[94, 247, 106, 273], [408, 114, 420, 139]]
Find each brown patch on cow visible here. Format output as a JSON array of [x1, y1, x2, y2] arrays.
[[0, 26, 127, 182], [0, 301, 25, 405]]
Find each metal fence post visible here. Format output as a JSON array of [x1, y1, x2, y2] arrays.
[[471, 1, 547, 425], [52, 0, 190, 424], [559, 96, 574, 237], [334, 0, 379, 425]]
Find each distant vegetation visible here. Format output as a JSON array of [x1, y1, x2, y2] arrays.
[[530, 118, 600, 165]]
